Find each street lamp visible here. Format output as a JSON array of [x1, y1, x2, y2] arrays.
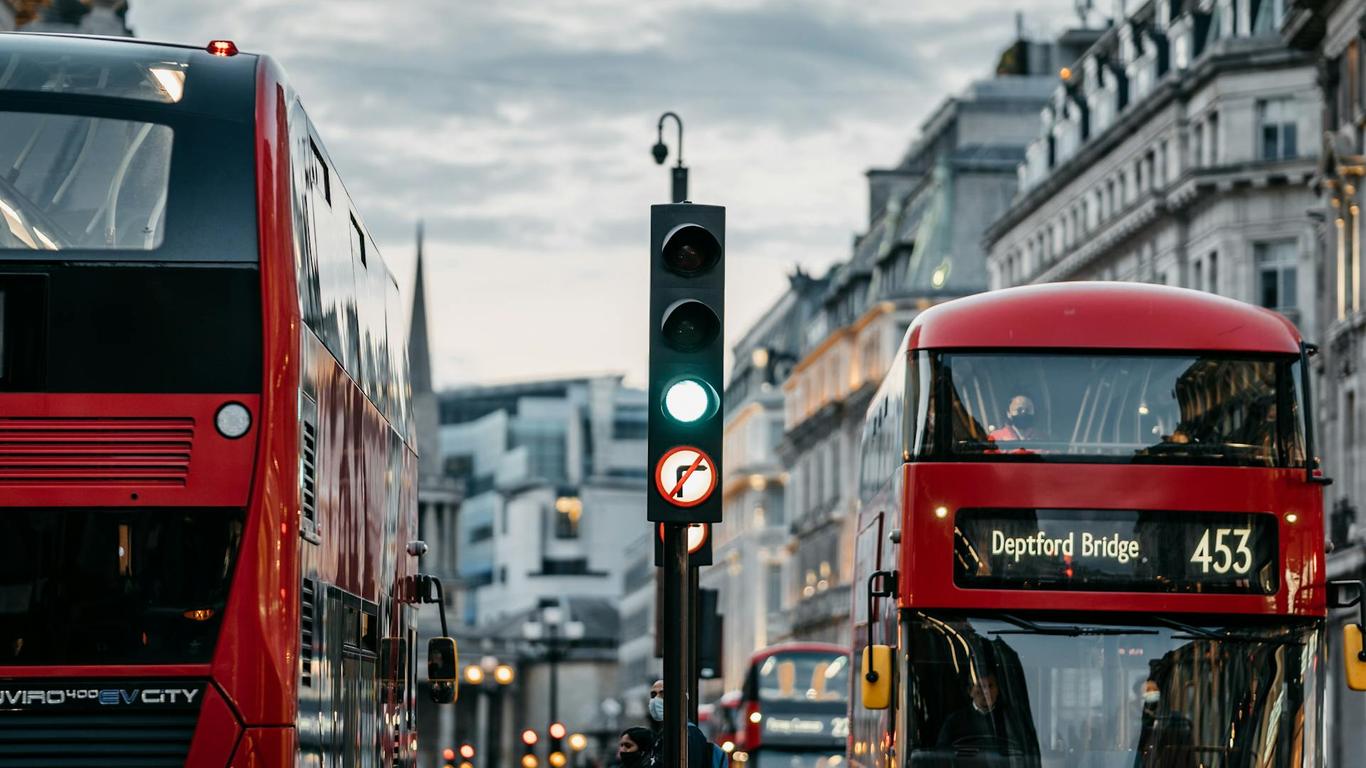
[[522, 604, 585, 732], [652, 111, 688, 203], [463, 654, 515, 767]]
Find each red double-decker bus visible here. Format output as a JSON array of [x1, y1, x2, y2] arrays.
[[731, 643, 849, 767], [851, 283, 1342, 767], [0, 33, 451, 765]]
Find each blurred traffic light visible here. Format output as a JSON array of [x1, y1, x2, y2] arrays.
[[521, 728, 539, 768], [548, 721, 566, 766]]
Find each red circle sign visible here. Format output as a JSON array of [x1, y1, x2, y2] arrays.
[[654, 445, 718, 508]]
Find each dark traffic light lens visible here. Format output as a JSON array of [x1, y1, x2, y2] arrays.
[[661, 300, 720, 353], [661, 224, 720, 277]]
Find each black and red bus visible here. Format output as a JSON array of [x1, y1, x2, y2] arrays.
[[0, 33, 451, 765], [850, 282, 1352, 767], [732, 643, 849, 767]]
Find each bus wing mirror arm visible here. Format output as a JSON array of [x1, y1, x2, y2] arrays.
[[414, 574, 449, 637], [1301, 342, 1332, 486], [864, 570, 898, 681], [414, 574, 459, 704], [1329, 580, 1366, 691], [862, 570, 896, 711]]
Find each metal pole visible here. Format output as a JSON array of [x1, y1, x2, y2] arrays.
[[662, 523, 690, 768], [688, 565, 700, 723], [475, 687, 490, 768], [549, 627, 560, 727], [671, 166, 689, 204]]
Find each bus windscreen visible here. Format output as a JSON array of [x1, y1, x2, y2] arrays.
[[0, 508, 244, 665], [936, 352, 1306, 468], [903, 613, 1320, 768]]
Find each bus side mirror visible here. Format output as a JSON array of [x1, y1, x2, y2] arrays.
[[427, 636, 458, 704], [862, 645, 892, 710], [1328, 580, 1366, 691]]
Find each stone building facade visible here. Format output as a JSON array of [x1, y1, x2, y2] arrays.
[[986, 0, 1320, 345], [1285, 0, 1366, 762], [700, 270, 825, 696], [777, 31, 1082, 642]]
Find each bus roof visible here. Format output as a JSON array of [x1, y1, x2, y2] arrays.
[[748, 642, 848, 665], [905, 282, 1304, 354]]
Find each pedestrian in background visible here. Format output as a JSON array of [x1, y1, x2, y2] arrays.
[[645, 679, 725, 768], [616, 726, 654, 768]]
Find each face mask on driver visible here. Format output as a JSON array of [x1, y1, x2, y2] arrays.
[[1142, 690, 1160, 705], [648, 696, 665, 722], [1009, 411, 1035, 430]]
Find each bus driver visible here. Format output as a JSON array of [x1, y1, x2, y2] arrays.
[[990, 395, 1043, 442]]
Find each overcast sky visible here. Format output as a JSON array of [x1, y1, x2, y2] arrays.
[[129, 0, 1083, 388]]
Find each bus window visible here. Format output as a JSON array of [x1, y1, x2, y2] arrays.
[[930, 352, 1305, 467], [758, 652, 849, 703], [0, 113, 173, 251]]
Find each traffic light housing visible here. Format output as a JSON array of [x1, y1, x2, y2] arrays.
[[697, 587, 723, 679], [648, 203, 725, 524]]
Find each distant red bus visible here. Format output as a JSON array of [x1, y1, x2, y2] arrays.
[[852, 283, 1331, 767], [709, 689, 741, 754], [732, 643, 849, 767], [0, 33, 439, 765]]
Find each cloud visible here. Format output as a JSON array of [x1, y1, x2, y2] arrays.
[[128, 0, 1082, 386]]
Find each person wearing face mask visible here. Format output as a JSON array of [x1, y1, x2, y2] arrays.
[[616, 726, 655, 768], [644, 679, 723, 768], [1133, 677, 1196, 768], [989, 395, 1043, 443]]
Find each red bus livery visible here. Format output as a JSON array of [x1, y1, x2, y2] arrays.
[[732, 643, 849, 767], [851, 283, 1352, 767], [0, 34, 452, 766]]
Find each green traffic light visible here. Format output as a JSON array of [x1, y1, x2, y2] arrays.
[[664, 378, 712, 422]]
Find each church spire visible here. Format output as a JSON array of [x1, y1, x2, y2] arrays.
[[408, 220, 435, 396]]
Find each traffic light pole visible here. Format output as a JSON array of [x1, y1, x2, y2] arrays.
[[662, 523, 690, 768], [648, 200, 724, 768], [657, 115, 700, 725]]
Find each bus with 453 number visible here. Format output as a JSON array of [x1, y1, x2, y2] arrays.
[[851, 283, 1366, 768]]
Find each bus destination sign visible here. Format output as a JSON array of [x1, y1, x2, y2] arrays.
[[953, 508, 1278, 594]]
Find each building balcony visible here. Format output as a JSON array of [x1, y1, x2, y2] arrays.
[[792, 582, 852, 636]]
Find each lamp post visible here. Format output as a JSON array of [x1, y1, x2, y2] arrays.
[[522, 605, 585, 733], [652, 112, 688, 204], [462, 655, 516, 767]]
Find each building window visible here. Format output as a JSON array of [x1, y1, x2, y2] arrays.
[[1258, 99, 1298, 160], [1344, 40, 1361, 122], [470, 524, 494, 544], [766, 563, 784, 614], [1192, 122, 1204, 169], [1255, 240, 1298, 313], [554, 496, 582, 539], [1347, 390, 1358, 494], [1252, 0, 1286, 34], [1207, 112, 1219, 165], [1193, 260, 1203, 292], [1208, 251, 1219, 293]]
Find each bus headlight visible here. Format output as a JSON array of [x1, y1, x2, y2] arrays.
[[215, 402, 252, 439]]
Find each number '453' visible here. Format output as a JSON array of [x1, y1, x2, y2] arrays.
[[1190, 528, 1253, 574]]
